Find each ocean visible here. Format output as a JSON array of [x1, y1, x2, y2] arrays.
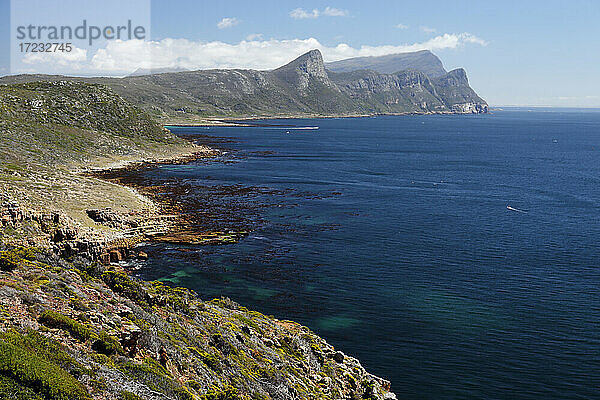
[[132, 110, 600, 399]]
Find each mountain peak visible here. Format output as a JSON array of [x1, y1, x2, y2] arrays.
[[275, 49, 326, 78], [274, 49, 335, 93], [436, 68, 469, 86]]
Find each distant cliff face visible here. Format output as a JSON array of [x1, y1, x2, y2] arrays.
[[0, 49, 487, 118], [330, 67, 487, 114], [325, 51, 487, 114]]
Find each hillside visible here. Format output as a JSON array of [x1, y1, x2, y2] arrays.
[[0, 246, 395, 399], [0, 81, 200, 255], [0, 49, 487, 121]]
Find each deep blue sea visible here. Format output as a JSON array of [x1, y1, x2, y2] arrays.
[[134, 110, 600, 399]]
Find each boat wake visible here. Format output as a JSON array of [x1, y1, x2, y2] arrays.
[[506, 205, 528, 213], [264, 126, 319, 131]]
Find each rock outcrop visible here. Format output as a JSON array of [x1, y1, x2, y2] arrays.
[[273, 49, 337, 94]]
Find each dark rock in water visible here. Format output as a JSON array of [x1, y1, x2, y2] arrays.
[[333, 351, 345, 363], [137, 251, 148, 260], [109, 250, 122, 263]]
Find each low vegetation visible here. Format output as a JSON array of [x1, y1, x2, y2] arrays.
[[0, 331, 90, 400], [0, 80, 196, 234], [0, 245, 395, 399]]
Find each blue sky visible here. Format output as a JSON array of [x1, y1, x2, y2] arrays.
[[1, 0, 599, 107]]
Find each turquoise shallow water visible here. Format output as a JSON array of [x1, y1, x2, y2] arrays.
[[135, 110, 600, 399]]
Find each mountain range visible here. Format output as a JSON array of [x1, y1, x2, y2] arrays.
[[0, 49, 487, 121]]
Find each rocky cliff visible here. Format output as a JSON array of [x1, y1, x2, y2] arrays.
[[273, 49, 336, 94], [0, 49, 487, 119], [329, 67, 488, 114]]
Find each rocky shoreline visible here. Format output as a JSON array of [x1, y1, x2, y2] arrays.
[[0, 243, 397, 399], [1, 146, 224, 265], [0, 136, 399, 400], [0, 79, 398, 398]]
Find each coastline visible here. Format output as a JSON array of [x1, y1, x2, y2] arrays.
[[0, 122, 399, 400], [1, 140, 220, 263], [159, 109, 489, 127], [2, 110, 489, 261]]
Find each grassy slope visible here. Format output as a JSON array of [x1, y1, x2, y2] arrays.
[[0, 81, 195, 225]]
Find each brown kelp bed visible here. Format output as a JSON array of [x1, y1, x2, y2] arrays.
[[89, 133, 340, 249]]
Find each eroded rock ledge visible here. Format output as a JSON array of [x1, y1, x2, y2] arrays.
[[0, 199, 169, 263]]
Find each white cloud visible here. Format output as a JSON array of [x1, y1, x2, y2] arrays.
[[217, 17, 239, 29], [90, 39, 151, 72], [246, 33, 264, 41], [290, 8, 320, 19], [461, 34, 488, 46], [396, 23, 409, 30], [290, 7, 348, 19], [420, 26, 437, 34], [23, 46, 88, 67], [322, 7, 348, 17], [18, 33, 487, 75]]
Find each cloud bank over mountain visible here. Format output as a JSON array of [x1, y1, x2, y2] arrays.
[[18, 33, 487, 75]]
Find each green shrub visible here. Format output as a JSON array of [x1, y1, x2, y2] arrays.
[[150, 281, 194, 313], [362, 380, 378, 400], [0, 246, 35, 271], [186, 380, 202, 391], [201, 385, 242, 400], [118, 358, 192, 400], [91, 331, 123, 356], [119, 357, 170, 379], [38, 310, 122, 356], [189, 347, 222, 372], [38, 310, 93, 341], [0, 329, 89, 378], [69, 298, 90, 312], [101, 270, 147, 305], [120, 390, 144, 400], [0, 339, 90, 400], [0, 375, 44, 400]]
